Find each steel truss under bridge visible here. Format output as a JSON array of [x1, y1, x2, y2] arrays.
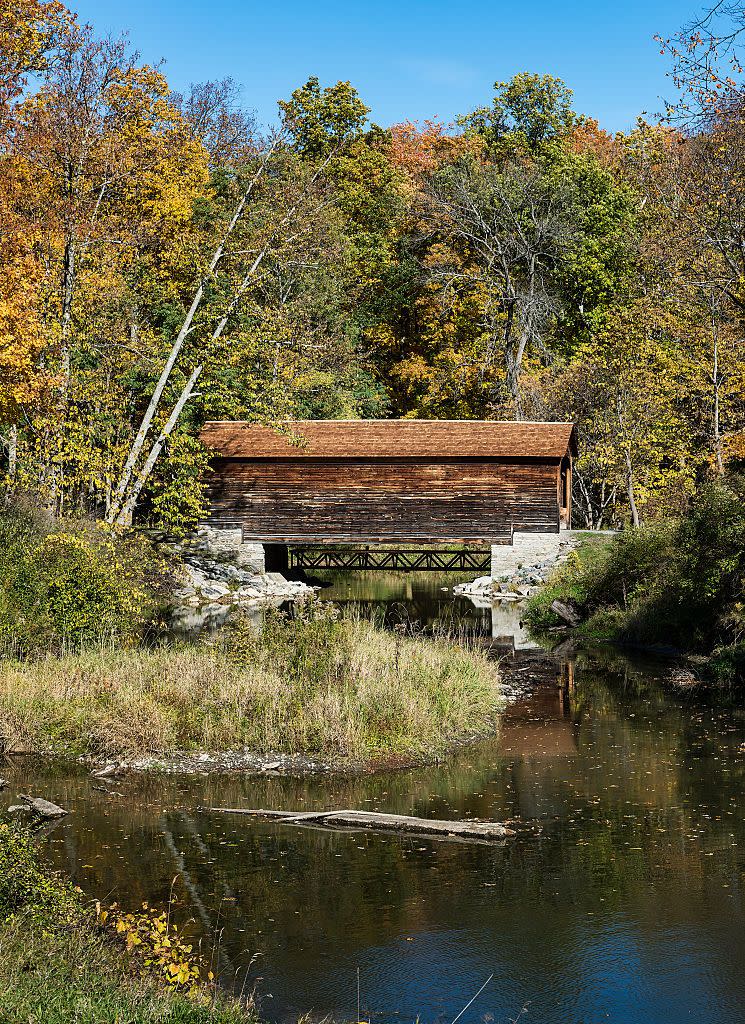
[[288, 547, 491, 572]]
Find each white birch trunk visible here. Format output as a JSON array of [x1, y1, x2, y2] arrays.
[[114, 366, 203, 526], [106, 148, 276, 524], [8, 425, 18, 480]]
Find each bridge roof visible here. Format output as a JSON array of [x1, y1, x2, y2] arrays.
[[200, 420, 577, 460]]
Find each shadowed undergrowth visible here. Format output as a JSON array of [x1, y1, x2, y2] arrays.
[[525, 479, 745, 681]]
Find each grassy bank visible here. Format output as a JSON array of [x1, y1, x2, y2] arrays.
[[0, 607, 503, 764], [525, 479, 745, 682], [0, 823, 255, 1023]]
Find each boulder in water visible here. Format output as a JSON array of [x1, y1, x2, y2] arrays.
[[18, 794, 68, 819]]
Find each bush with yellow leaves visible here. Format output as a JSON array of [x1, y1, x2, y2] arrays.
[[97, 900, 214, 993]]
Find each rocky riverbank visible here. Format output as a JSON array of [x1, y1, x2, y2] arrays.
[[152, 526, 316, 629], [454, 533, 582, 602]]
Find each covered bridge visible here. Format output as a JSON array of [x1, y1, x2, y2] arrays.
[[199, 421, 576, 567]]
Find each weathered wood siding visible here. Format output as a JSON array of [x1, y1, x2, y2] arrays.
[[199, 420, 576, 544], [204, 457, 563, 543]]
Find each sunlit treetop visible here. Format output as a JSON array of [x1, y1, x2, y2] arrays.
[[459, 72, 577, 155], [278, 75, 371, 159]]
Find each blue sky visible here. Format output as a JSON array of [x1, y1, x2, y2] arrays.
[[69, 0, 690, 133]]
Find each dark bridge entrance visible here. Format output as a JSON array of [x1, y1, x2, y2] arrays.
[[200, 419, 577, 566]]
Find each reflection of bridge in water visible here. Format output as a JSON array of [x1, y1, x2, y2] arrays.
[[318, 571, 547, 656], [499, 654, 577, 760]]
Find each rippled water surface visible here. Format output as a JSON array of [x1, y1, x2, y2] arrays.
[[8, 574, 745, 1024]]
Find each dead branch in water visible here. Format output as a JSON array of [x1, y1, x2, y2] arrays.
[[201, 807, 516, 843]]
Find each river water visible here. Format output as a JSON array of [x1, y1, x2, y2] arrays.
[[7, 573, 745, 1024]]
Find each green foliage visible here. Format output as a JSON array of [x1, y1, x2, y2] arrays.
[[144, 431, 210, 536], [525, 527, 675, 635], [550, 151, 639, 351], [461, 72, 577, 153], [0, 496, 167, 653], [279, 75, 370, 157], [0, 492, 50, 573], [0, 822, 78, 922], [526, 480, 745, 675]]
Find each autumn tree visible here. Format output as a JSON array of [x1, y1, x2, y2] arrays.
[[423, 155, 578, 416], [106, 75, 389, 525], [173, 77, 256, 166], [0, 0, 72, 475], [278, 76, 370, 158], [460, 73, 577, 155], [4, 20, 211, 512], [561, 302, 698, 526], [0, 0, 70, 126]]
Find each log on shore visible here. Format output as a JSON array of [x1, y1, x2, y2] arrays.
[[203, 807, 515, 842]]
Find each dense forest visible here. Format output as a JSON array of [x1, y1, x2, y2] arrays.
[[1, 0, 744, 532]]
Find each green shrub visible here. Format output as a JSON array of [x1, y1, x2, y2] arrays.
[[526, 478, 745, 672], [0, 822, 78, 922], [0, 494, 169, 654], [0, 493, 50, 573]]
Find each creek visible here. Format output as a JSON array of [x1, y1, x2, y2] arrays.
[[7, 572, 745, 1024]]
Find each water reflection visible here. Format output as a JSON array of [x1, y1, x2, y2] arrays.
[[317, 571, 540, 654], [167, 571, 542, 656], [6, 637, 745, 1024]]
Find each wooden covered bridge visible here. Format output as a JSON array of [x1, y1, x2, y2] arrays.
[[199, 420, 576, 571]]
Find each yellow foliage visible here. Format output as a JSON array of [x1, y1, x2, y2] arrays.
[[99, 901, 208, 994]]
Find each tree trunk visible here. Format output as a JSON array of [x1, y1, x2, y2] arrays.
[[107, 136, 339, 526], [506, 326, 531, 420], [504, 272, 533, 419], [106, 150, 276, 524], [7, 425, 18, 480], [712, 323, 724, 475], [575, 470, 596, 529], [110, 243, 270, 524], [60, 238, 76, 402], [114, 366, 203, 526], [624, 447, 640, 528]]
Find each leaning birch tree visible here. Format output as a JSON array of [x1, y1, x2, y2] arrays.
[[106, 138, 343, 525]]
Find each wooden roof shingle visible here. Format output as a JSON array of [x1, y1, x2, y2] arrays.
[[200, 420, 577, 460]]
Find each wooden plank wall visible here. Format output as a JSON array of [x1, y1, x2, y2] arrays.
[[203, 457, 562, 543]]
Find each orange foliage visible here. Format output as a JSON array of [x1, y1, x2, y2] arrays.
[[567, 118, 622, 168], [389, 120, 480, 183]]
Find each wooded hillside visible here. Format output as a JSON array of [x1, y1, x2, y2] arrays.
[[1, 0, 744, 531]]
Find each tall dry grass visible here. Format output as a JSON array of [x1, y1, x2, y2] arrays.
[[0, 610, 502, 764]]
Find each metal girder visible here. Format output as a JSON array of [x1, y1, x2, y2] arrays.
[[288, 547, 491, 572]]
